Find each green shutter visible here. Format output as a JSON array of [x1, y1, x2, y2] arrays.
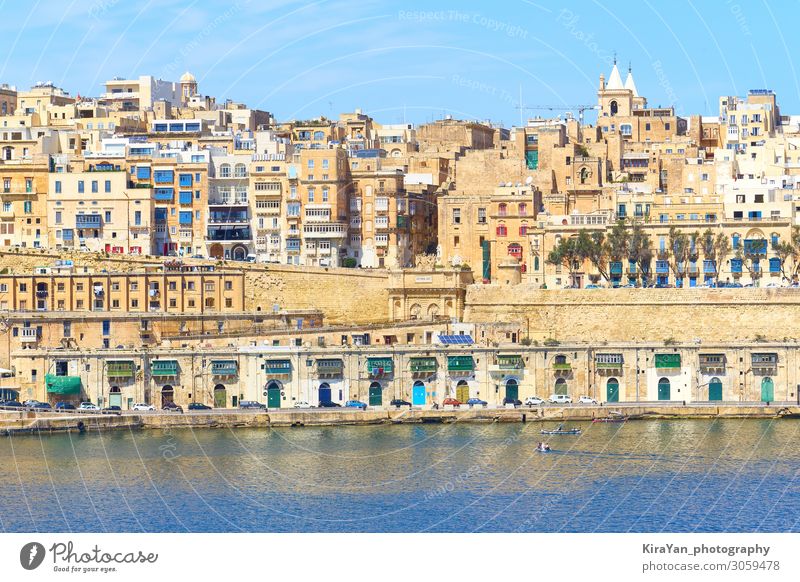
[[498, 355, 523, 369], [265, 360, 291, 375], [367, 358, 394, 375], [525, 150, 539, 170], [106, 360, 134, 378], [447, 356, 475, 372], [654, 354, 681, 368], [45, 374, 82, 395], [211, 360, 238, 376], [409, 357, 437, 373], [482, 240, 491, 282], [151, 360, 179, 376]]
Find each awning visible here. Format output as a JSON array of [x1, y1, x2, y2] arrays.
[[45, 374, 82, 395]]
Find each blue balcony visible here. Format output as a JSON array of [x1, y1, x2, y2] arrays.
[[179, 191, 193, 204], [744, 239, 767, 256], [154, 188, 174, 201], [655, 260, 669, 274], [76, 214, 102, 228], [769, 257, 781, 273], [731, 258, 743, 273], [153, 170, 174, 184], [206, 226, 251, 241], [610, 261, 623, 275], [703, 260, 716, 274]]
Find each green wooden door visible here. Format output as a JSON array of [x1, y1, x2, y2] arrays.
[[554, 378, 568, 396], [657, 378, 671, 401], [505, 380, 519, 401], [267, 384, 281, 408], [761, 377, 774, 402], [606, 379, 619, 403], [456, 383, 470, 403], [708, 378, 722, 401], [214, 387, 227, 408], [369, 383, 382, 406], [109, 392, 122, 408]]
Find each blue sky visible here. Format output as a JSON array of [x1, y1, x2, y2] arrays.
[[1, 0, 798, 126]]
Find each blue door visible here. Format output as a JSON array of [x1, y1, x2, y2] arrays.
[[412, 381, 426, 406], [318, 383, 332, 404]]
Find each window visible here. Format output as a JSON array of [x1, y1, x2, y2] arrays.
[[452, 208, 461, 224], [496, 224, 507, 237], [219, 164, 231, 178], [91, 181, 98, 193], [498, 203, 507, 216], [477, 207, 486, 224], [308, 188, 314, 202], [77, 180, 84, 193]]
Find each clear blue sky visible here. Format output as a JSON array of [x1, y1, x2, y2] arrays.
[[1, 0, 798, 126]]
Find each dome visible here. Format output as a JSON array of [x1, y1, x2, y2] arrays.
[[180, 71, 196, 83]]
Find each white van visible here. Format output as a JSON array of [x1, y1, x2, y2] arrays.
[[548, 394, 573, 404], [244, 254, 257, 263]]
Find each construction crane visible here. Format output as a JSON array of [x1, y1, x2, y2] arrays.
[[515, 104, 599, 125]]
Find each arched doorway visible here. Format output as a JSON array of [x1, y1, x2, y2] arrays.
[[232, 245, 248, 261], [657, 377, 671, 401], [709, 377, 723, 401], [209, 243, 224, 259], [505, 378, 519, 401], [427, 303, 440, 319], [109, 386, 122, 408], [761, 377, 774, 402], [161, 385, 174, 407], [318, 382, 332, 405], [456, 380, 470, 403], [412, 380, 426, 406], [368, 381, 383, 406], [266, 380, 282, 409], [214, 384, 227, 408], [606, 378, 619, 403], [554, 377, 568, 396]]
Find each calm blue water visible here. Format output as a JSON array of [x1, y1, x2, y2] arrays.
[[2, 420, 799, 532]]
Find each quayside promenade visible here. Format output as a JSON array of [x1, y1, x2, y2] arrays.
[[2, 403, 800, 436]]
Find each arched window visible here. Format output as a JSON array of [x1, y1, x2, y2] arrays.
[[610, 100, 618, 116], [620, 123, 632, 136], [771, 233, 780, 249], [732, 233, 741, 250], [234, 163, 247, 178], [219, 163, 231, 178], [313, 131, 324, 140], [580, 167, 589, 184], [498, 203, 508, 216], [518, 203, 527, 216]]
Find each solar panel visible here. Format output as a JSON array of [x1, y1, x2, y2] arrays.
[[439, 334, 474, 345]]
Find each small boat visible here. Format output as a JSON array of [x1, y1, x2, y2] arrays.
[[592, 412, 627, 423], [535, 442, 552, 453], [540, 423, 582, 435]]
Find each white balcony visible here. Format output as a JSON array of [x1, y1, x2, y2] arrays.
[[20, 328, 38, 342], [302, 223, 347, 238]]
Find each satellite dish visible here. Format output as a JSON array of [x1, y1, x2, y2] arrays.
[[499, 182, 506, 187], [525, 176, 533, 185]]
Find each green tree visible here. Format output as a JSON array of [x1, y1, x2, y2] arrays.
[[581, 230, 610, 282], [667, 227, 690, 286], [629, 221, 653, 285], [547, 236, 582, 287]]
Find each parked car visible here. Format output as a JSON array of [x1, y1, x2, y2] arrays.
[[524, 396, 545, 406], [55, 402, 76, 411], [79, 402, 100, 411], [503, 397, 522, 407], [345, 400, 367, 410], [578, 395, 598, 404], [190, 254, 205, 259], [102, 405, 122, 413], [188, 403, 212, 411], [238, 400, 266, 410], [318, 401, 341, 408], [584, 284, 601, 289], [293, 401, 313, 409], [442, 397, 462, 407], [466, 398, 488, 407], [131, 403, 155, 411], [1, 400, 25, 408], [548, 394, 573, 404], [390, 399, 412, 408], [31, 402, 52, 411], [23, 399, 42, 407], [162, 401, 183, 413]]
